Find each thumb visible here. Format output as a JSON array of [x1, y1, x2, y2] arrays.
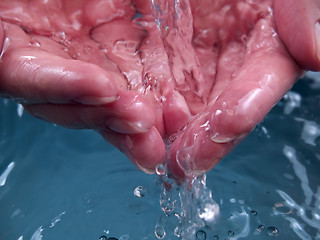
[[274, 0, 320, 71], [0, 20, 3, 54]]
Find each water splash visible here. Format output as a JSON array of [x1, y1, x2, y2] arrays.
[[0, 161, 15, 187], [283, 91, 301, 115], [49, 211, 66, 228], [273, 146, 320, 239], [295, 118, 320, 146], [30, 226, 43, 240]]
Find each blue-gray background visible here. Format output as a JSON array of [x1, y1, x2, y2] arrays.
[[0, 72, 319, 240]]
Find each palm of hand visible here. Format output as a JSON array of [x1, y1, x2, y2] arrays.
[[0, 0, 301, 178]]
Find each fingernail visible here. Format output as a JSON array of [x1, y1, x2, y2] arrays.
[[74, 96, 118, 105], [210, 132, 236, 143], [107, 118, 149, 134], [210, 132, 247, 144], [135, 161, 155, 174], [315, 20, 320, 59]]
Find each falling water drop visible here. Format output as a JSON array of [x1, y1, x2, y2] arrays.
[[155, 224, 166, 239], [266, 226, 279, 236], [196, 230, 207, 240], [250, 210, 257, 216], [156, 164, 166, 176], [134, 186, 147, 197], [257, 225, 265, 232]]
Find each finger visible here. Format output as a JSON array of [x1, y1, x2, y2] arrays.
[[208, 18, 302, 143], [0, 22, 121, 104], [0, 20, 3, 51], [24, 90, 155, 134], [100, 126, 166, 173], [0, 47, 121, 104], [167, 113, 234, 181], [274, 0, 320, 71]]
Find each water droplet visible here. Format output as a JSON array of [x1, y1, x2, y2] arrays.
[[160, 199, 176, 214], [227, 230, 234, 236], [107, 238, 119, 240], [134, 186, 147, 197], [232, 181, 237, 185], [267, 226, 279, 236], [83, 45, 93, 54], [257, 225, 265, 232], [156, 164, 166, 176], [196, 230, 207, 240], [98, 44, 109, 53], [174, 226, 181, 237], [99, 236, 107, 240], [155, 224, 166, 239], [213, 235, 219, 240], [250, 210, 257, 216], [30, 39, 41, 47]]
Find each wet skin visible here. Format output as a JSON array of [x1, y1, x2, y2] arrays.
[[0, 0, 319, 180]]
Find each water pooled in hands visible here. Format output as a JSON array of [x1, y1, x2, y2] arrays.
[[149, 0, 207, 111]]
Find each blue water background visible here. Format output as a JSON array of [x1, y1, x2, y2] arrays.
[[0, 73, 319, 240]]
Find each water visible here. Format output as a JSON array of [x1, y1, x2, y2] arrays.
[[0, 73, 319, 240]]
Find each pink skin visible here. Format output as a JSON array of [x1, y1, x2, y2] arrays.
[[0, 0, 319, 180]]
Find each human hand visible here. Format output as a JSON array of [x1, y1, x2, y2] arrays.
[[160, 0, 320, 179], [0, 0, 318, 180], [0, 0, 169, 173]]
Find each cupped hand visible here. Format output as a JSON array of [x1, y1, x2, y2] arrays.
[[0, 0, 319, 179]]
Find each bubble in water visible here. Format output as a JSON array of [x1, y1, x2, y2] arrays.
[[213, 235, 219, 240], [155, 224, 166, 239], [107, 238, 119, 240], [98, 236, 107, 240], [250, 210, 257, 216], [257, 225, 265, 232], [228, 230, 234, 236], [232, 181, 237, 185], [134, 186, 147, 197], [196, 230, 207, 240], [266, 226, 279, 236], [156, 164, 166, 176]]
